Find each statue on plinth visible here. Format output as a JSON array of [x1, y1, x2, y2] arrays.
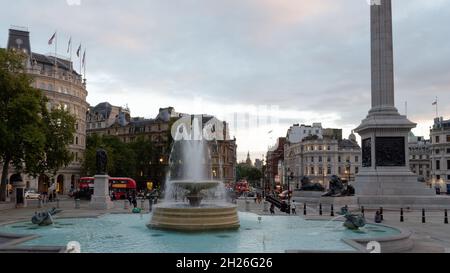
[[322, 175, 355, 197], [299, 176, 325, 192], [96, 148, 108, 175]]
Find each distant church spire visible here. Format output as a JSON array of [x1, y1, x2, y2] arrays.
[[246, 151, 252, 166]]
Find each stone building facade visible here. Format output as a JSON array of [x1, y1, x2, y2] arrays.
[[284, 129, 361, 190], [265, 137, 286, 192], [408, 133, 431, 183], [430, 117, 450, 192], [87, 105, 237, 187], [3, 28, 89, 194]]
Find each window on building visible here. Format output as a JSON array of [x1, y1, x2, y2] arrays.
[[435, 136, 440, 143], [447, 175, 450, 181], [447, 160, 450, 170], [338, 156, 341, 163], [436, 175, 441, 180], [447, 148, 450, 154], [327, 146, 331, 151], [412, 155, 416, 159], [318, 156, 322, 162], [75, 137, 78, 145], [318, 167, 323, 175], [319, 146, 322, 151], [447, 135, 450, 142], [338, 167, 342, 175], [436, 160, 441, 170], [355, 156, 359, 163], [310, 167, 315, 175], [327, 157, 331, 162], [327, 166, 331, 175], [355, 167, 359, 174], [436, 149, 440, 154], [311, 157, 314, 163]]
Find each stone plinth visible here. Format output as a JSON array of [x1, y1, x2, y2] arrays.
[[89, 175, 114, 210], [352, 0, 450, 209]]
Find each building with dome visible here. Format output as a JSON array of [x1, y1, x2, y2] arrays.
[[283, 125, 361, 190]]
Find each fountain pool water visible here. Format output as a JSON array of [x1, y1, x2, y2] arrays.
[[0, 212, 401, 253]]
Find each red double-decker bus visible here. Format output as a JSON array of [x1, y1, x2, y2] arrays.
[[78, 177, 137, 200]]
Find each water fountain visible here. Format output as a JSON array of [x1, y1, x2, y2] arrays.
[[148, 122, 240, 231]]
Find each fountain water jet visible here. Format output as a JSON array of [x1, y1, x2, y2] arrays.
[[148, 123, 239, 231]]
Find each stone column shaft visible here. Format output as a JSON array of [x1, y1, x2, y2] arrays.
[[371, 0, 395, 110]]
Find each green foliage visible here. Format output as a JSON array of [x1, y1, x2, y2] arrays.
[[83, 134, 170, 189], [236, 163, 262, 185], [0, 49, 77, 200]]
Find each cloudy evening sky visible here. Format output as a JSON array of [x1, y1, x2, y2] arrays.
[[1, 0, 449, 161]]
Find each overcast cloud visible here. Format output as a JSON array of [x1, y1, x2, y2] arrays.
[[1, 0, 449, 160]]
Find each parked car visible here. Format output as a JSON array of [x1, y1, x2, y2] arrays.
[[25, 190, 41, 199]]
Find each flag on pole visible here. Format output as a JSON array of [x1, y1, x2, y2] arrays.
[[432, 100, 437, 106], [82, 50, 86, 67], [48, 32, 56, 45], [76, 44, 82, 57], [67, 37, 72, 53]]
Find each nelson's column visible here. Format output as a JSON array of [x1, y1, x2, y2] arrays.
[[354, 0, 450, 208]]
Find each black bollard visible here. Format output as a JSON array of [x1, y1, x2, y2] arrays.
[[445, 209, 448, 224], [319, 203, 322, 216], [380, 207, 384, 221], [422, 209, 426, 223], [361, 206, 365, 217], [330, 204, 334, 217], [303, 203, 307, 216], [400, 208, 404, 222]]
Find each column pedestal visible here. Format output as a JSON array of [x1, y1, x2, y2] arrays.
[[89, 175, 114, 210]]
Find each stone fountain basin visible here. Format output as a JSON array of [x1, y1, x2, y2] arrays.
[[171, 180, 221, 192], [149, 204, 240, 231]]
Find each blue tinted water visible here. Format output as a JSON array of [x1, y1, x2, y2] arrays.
[[0, 212, 400, 253]]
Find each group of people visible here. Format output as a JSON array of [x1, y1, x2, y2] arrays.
[[254, 193, 263, 204], [39, 190, 58, 203], [269, 200, 297, 215], [126, 192, 138, 208]]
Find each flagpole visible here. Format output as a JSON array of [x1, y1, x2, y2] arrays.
[[79, 43, 82, 79], [69, 37, 72, 74], [54, 31, 58, 78], [436, 96, 439, 118], [83, 49, 86, 82]]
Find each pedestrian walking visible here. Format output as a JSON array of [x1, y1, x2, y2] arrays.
[[375, 210, 382, 223], [291, 200, 297, 215], [270, 203, 275, 215]]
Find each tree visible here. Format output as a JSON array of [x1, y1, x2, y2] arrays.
[[30, 100, 76, 176], [83, 135, 135, 177], [0, 49, 76, 201], [0, 49, 45, 201], [236, 163, 262, 187]]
